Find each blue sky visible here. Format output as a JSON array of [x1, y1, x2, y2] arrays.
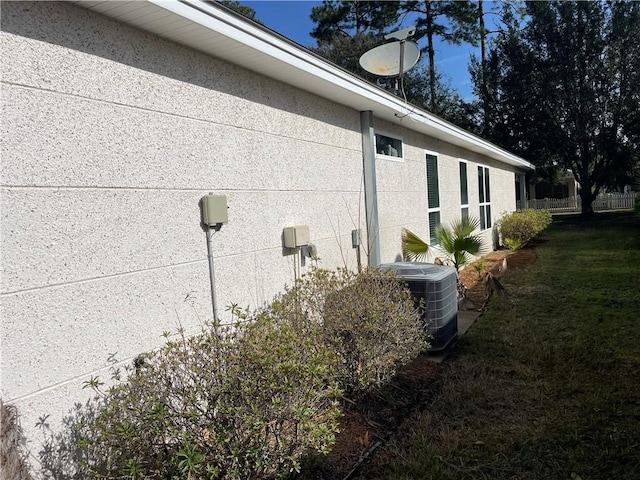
[[243, 1, 479, 100]]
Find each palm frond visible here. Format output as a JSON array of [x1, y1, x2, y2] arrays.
[[451, 216, 481, 238], [401, 228, 429, 262], [435, 216, 484, 270]]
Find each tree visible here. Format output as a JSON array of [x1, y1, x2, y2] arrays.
[[470, 0, 525, 136], [400, 1, 478, 114], [217, 1, 261, 23], [310, 0, 400, 43], [477, 1, 640, 215], [309, 1, 401, 89]]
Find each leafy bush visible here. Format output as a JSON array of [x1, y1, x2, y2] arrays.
[[41, 268, 422, 478], [278, 267, 425, 396], [503, 237, 523, 251], [634, 195, 640, 217], [498, 209, 552, 250], [75, 313, 341, 480]]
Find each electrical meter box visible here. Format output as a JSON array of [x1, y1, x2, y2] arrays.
[[201, 194, 228, 226], [283, 225, 310, 248]]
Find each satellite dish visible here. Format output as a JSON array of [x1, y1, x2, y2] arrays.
[[359, 40, 420, 77]]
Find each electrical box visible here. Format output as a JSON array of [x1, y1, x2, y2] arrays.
[[351, 229, 362, 248], [283, 225, 310, 248], [201, 193, 228, 227]]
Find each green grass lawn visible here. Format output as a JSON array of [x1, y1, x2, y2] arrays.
[[358, 211, 640, 480]]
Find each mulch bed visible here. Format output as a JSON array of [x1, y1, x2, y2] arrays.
[[301, 355, 443, 480], [459, 246, 537, 309]]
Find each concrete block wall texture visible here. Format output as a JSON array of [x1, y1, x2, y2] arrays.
[[373, 118, 520, 263], [0, 1, 365, 461], [0, 1, 525, 471]]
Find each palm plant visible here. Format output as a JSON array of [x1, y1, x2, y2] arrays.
[[401, 228, 431, 262], [435, 216, 484, 271], [402, 216, 484, 272]]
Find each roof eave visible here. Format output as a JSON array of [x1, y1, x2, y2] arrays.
[[74, 0, 534, 171]]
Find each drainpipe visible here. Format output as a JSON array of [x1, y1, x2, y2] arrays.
[[206, 226, 221, 326], [518, 173, 528, 210], [360, 111, 381, 266]]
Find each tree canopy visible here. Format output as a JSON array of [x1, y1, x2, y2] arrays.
[[476, 1, 640, 214], [234, 0, 640, 210]]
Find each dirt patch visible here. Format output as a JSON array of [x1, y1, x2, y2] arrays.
[[459, 247, 537, 309], [302, 356, 442, 479]]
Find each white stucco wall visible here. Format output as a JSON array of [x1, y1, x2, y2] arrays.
[[373, 119, 519, 263], [1, 1, 365, 463], [1, 2, 526, 472]]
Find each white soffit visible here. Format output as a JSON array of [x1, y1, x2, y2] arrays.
[[73, 0, 533, 171]]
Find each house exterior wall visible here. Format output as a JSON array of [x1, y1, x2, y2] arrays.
[[1, 1, 364, 456], [1, 1, 524, 468], [374, 119, 518, 262]]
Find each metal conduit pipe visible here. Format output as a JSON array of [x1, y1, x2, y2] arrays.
[[360, 110, 381, 267]]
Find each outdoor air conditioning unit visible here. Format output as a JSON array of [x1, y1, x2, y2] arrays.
[[380, 262, 458, 352]]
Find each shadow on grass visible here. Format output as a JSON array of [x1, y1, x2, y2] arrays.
[[552, 210, 639, 227]]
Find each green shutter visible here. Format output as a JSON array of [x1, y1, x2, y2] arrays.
[[426, 154, 440, 208]]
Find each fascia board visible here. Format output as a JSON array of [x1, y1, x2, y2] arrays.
[[152, 1, 396, 105]]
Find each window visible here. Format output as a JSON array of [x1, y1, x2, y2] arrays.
[[459, 160, 469, 219], [426, 153, 440, 244], [375, 133, 403, 159], [478, 165, 491, 230]]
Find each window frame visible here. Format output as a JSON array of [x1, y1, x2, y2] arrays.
[[374, 132, 404, 161], [459, 159, 469, 219], [478, 164, 492, 230], [425, 150, 441, 245]]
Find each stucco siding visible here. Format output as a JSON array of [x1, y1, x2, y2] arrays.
[[373, 122, 520, 262], [0, 2, 528, 470], [1, 1, 364, 454]]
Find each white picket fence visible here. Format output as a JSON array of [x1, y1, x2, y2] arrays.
[[518, 192, 638, 212]]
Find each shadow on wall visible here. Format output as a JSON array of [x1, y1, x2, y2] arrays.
[[1, 2, 359, 134], [36, 399, 102, 479], [492, 223, 502, 250]]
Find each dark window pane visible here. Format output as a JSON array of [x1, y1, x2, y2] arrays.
[[478, 166, 484, 203], [485, 168, 491, 202], [480, 206, 486, 230], [461, 207, 469, 219], [486, 205, 491, 228], [375, 134, 403, 157], [460, 162, 468, 204]]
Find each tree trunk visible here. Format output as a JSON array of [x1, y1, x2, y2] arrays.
[[479, 0, 489, 136], [426, 3, 437, 113], [580, 190, 595, 216]]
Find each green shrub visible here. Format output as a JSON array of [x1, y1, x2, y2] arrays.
[[278, 267, 425, 396], [76, 314, 341, 480], [503, 237, 524, 251], [42, 268, 422, 478], [634, 195, 640, 217], [498, 209, 552, 249]]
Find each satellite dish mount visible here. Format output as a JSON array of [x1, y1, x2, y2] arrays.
[[359, 26, 419, 96]]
